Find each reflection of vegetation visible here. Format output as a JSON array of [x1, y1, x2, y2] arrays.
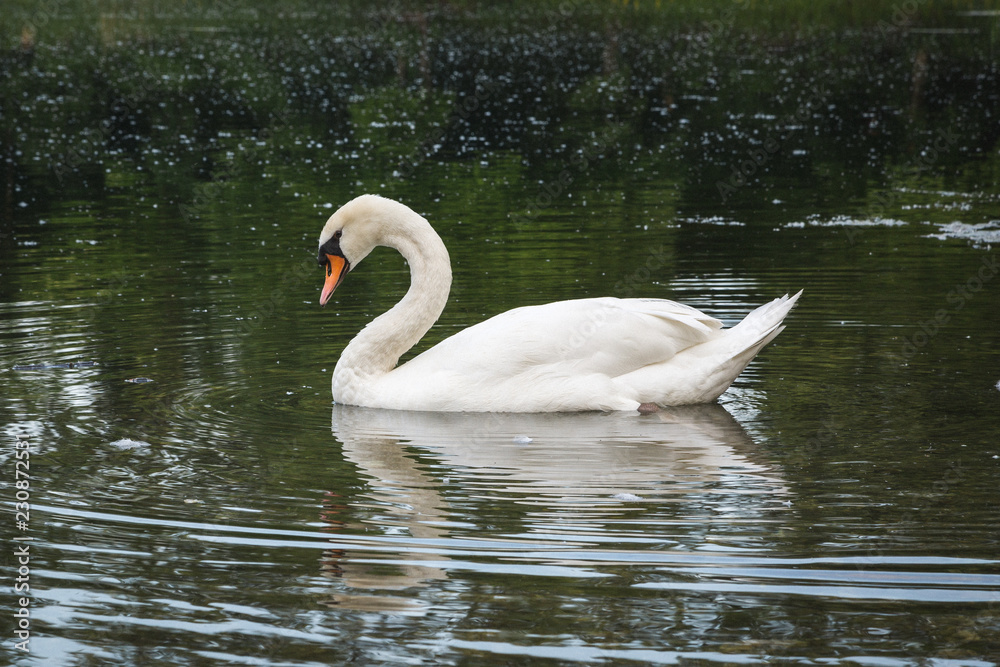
[[1, 0, 996, 197], [349, 86, 454, 174], [1, 0, 998, 269]]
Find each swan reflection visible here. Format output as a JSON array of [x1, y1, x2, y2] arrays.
[[316, 404, 789, 610]]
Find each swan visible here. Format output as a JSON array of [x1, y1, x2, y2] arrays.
[[318, 194, 800, 412]]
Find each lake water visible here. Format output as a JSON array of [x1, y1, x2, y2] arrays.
[[2, 6, 1000, 665]]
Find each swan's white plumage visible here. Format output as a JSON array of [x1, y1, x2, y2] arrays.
[[319, 194, 800, 412]]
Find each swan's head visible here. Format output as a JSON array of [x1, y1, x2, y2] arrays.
[[317, 194, 420, 306]]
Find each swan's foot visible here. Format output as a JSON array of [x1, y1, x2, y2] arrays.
[[637, 402, 660, 414]]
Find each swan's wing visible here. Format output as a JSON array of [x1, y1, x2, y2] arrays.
[[395, 297, 723, 382]]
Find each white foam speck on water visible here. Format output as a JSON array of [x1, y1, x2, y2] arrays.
[[926, 220, 1000, 247], [786, 215, 908, 229], [109, 438, 150, 450]]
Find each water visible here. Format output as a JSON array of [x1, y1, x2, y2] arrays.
[[3, 5, 1000, 665]]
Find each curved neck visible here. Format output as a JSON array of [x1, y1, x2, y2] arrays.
[[334, 213, 451, 388]]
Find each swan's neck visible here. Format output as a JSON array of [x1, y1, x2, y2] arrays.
[[333, 213, 451, 394]]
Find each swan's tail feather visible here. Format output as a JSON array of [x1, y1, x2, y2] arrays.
[[737, 290, 802, 328], [615, 291, 802, 406], [727, 290, 802, 354], [703, 289, 802, 380]]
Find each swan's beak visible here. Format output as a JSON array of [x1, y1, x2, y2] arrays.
[[320, 254, 349, 306]]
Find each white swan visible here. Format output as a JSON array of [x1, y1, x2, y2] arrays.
[[318, 194, 800, 412]]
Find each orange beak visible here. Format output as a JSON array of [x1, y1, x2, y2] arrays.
[[320, 254, 348, 306]]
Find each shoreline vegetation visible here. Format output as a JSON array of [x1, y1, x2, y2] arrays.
[[1, 0, 997, 216]]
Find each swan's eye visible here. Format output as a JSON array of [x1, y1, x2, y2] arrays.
[[318, 231, 344, 267]]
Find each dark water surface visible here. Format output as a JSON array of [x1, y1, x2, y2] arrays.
[[2, 4, 1000, 665]]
